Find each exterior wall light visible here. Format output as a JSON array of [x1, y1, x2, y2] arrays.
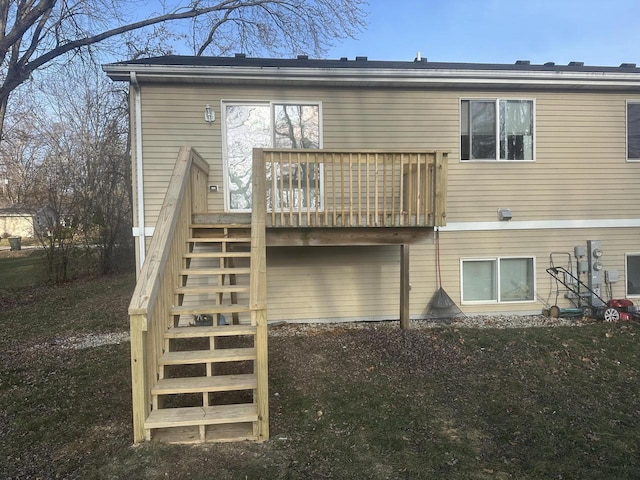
[[204, 104, 215, 123], [498, 208, 512, 221]]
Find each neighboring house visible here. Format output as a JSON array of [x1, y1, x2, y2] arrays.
[[104, 55, 640, 444], [0, 205, 35, 238]]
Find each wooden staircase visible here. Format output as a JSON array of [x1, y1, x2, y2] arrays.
[[144, 224, 264, 443]]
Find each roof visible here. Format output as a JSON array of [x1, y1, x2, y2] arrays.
[[103, 55, 640, 91]]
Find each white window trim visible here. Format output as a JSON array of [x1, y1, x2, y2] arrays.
[[220, 100, 323, 212], [460, 256, 537, 305], [459, 97, 536, 162], [626, 100, 640, 162], [625, 252, 640, 297]]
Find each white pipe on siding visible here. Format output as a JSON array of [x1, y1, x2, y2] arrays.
[[131, 72, 146, 269]]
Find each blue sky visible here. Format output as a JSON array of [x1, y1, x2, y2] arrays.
[[326, 0, 640, 66]]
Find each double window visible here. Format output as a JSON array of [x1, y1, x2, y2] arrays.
[[627, 101, 640, 160], [461, 257, 535, 304], [461, 99, 534, 161]]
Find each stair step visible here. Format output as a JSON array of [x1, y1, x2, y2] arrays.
[[160, 348, 256, 365], [165, 324, 257, 339], [191, 224, 251, 229], [153, 374, 257, 395], [170, 305, 251, 316], [188, 237, 251, 243], [149, 423, 256, 444], [146, 403, 258, 429], [184, 252, 251, 259], [180, 268, 251, 276], [175, 285, 250, 295]]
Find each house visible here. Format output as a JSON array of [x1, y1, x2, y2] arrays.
[[0, 205, 35, 238], [104, 55, 640, 444]]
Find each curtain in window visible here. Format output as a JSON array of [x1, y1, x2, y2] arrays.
[[500, 100, 533, 160], [471, 101, 496, 159]]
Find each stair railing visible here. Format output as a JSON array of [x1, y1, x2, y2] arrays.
[[128, 146, 209, 443]]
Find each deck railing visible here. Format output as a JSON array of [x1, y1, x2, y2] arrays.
[[254, 149, 448, 228], [128, 146, 209, 443]]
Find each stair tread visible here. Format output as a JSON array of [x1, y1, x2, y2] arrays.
[[191, 224, 251, 229], [146, 403, 258, 429], [175, 285, 250, 294], [188, 237, 251, 243], [170, 305, 251, 315], [149, 423, 256, 444], [184, 252, 251, 258], [160, 348, 256, 365], [180, 268, 251, 275], [165, 324, 257, 338], [153, 374, 257, 394]]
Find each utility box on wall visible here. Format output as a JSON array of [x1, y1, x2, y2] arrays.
[[587, 240, 604, 307]]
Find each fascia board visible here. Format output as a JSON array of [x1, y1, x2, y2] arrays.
[[102, 64, 640, 90]]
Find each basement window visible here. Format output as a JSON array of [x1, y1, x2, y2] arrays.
[[625, 254, 640, 296], [461, 99, 534, 161], [627, 101, 640, 160], [461, 257, 535, 304]]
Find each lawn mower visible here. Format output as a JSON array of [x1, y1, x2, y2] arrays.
[[546, 265, 639, 321]]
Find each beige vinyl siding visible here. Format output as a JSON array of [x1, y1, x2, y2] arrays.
[[262, 228, 640, 321], [266, 246, 402, 322], [134, 81, 640, 320], [138, 85, 639, 227]]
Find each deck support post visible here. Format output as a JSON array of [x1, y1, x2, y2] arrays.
[[400, 244, 410, 329]]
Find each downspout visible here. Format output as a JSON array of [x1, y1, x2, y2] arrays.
[[131, 72, 146, 269]]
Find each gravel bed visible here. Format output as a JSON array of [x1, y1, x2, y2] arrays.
[[31, 315, 584, 347], [268, 314, 585, 336], [38, 331, 130, 350]]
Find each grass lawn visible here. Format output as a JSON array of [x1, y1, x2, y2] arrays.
[[0, 248, 47, 290], [1, 273, 639, 479]]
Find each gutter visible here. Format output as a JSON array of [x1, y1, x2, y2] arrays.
[[131, 72, 146, 269]]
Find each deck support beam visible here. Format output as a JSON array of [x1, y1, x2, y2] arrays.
[[400, 244, 410, 330]]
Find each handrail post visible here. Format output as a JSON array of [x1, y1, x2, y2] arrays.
[[130, 314, 148, 443], [434, 151, 448, 226], [251, 148, 269, 441]]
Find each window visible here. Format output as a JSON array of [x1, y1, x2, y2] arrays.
[[626, 254, 640, 296], [627, 101, 640, 160], [461, 99, 534, 161], [223, 102, 320, 210], [461, 257, 535, 303]]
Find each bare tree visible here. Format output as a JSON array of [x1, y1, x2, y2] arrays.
[[0, 0, 367, 139], [4, 65, 132, 282]]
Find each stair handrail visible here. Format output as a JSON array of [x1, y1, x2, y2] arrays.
[[128, 146, 209, 442]]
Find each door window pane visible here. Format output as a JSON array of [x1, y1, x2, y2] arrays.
[[225, 104, 271, 210]]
